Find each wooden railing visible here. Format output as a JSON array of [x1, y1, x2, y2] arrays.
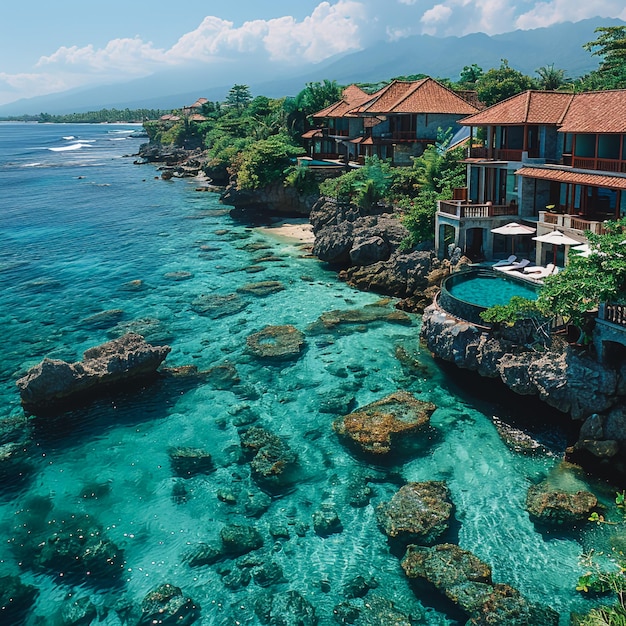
[[468, 148, 533, 161], [570, 156, 626, 173], [599, 303, 626, 327], [539, 212, 607, 235], [439, 201, 518, 218]]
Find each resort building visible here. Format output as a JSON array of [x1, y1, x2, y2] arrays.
[[305, 78, 479, 166], [435, 89, 626, 264]]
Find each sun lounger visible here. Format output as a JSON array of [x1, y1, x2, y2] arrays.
[[492, 255, 517, 267], [523, 263, 557, 280], [495, 259, 531, 272]]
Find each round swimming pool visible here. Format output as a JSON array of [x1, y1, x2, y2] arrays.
[[440, 268, 540, 325]]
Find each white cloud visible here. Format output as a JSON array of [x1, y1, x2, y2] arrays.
[[515, 0, 626, 30], [420, 4, 453, 34]]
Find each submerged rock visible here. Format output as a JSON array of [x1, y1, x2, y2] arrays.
[[306, 302, 412, 335], [61, 595, 97, 626], [16, 333, 170, 414], [237, 280, 285, 297], [139, 583, 200, 625], [191, 293, 248, 318], [34, 512, 125, 585], [246, 325, 305, 361], [376, 481, 453, 546], [254, 590, 317, 626], [312, 504, 343, 537], [80, 308, 124, 329], [240, 426, 297, 491], [333, 594, 415, 625], [525, 480, 598, 526], [333, 391, 435, 455], [0, 574, 38, 625], [169, 447, 214, 477], [401, 543, 558, 626]]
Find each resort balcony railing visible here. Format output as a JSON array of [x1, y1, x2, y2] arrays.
[[539, 211, 607, 235], [562, 154, 626, 173], [438, 200, 518, 218]]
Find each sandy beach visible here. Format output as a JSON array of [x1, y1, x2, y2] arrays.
[[256, 218, 315, 243]]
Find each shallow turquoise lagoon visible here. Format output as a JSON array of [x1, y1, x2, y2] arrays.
[[0, 123, 620, 625]]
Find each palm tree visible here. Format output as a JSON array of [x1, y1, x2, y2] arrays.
[[536, 64, 567, 90]]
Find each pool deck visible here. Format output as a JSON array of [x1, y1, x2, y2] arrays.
[[473, 261, 559, 285]]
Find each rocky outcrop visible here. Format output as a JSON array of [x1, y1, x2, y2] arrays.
[[420, 303, 620, 419], [376, 481, 453, 546], [333, 391, 435, 456], [222, 181, 318, 216], [310, 198, 454, 307], [525, 480, 598, 526], [16, 333, 171, 413], [401, 543, 559, 626], [136, 144, 209, 180], [139, 583, 200, 626]]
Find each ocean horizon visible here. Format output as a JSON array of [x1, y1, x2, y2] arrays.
[[0, 122, 616, 625]]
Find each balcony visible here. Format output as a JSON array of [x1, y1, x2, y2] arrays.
[[562, 154, 626, 173], [468, 147, 528, 161], [539, 211, 607, 235], [439, 200, 518, 219]]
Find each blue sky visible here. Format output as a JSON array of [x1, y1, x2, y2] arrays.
[[1, 0, 625, 106]]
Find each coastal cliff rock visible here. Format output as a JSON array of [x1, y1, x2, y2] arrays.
[[222, 181, 317, 216], [310, 198, 452, 306], [420, 303, 619, 419], [16, 333, 171, 413]]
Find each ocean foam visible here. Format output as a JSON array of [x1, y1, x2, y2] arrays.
[[49, 142, 94, 152]]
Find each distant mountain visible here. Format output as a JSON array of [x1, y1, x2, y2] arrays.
[[1, 17, 623, 116]]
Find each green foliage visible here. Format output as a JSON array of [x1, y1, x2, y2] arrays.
[[479, 296, 542, 326], [399, 190, 439, 247], [235, 135, 304, 190], [581, 26, 626, 90], [475, 59, 536, 106], [536, 64, 569, 90], [537, 218, 626, 326], [225, 84, 252, 114], [319, 156, 393, 207], [458, 64, 484, 88], [284, 164, 319, 195], [576, 550, 626, 626]]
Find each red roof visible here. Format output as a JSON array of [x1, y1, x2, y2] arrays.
[[558, 90, 626, 133], [313, 85, 371, 119], [354, 78, 479, 115], [516, 166, 626, 190], [462, 89, 626, 133], [462, 91, 575, 126], [301, 129, 324, 139]]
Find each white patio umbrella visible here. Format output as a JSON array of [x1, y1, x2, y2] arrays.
[[532, 229, 580, 264], [571, 242, 592, 257], [491, 222, 536, 254]]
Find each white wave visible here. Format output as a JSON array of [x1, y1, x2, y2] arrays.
[[22, 162, 42, 167], [109, 137, 127, 141], [62, 136, 76, 140], [48, 142, 94, 152]]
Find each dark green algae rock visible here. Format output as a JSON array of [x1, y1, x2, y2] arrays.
[[401, 543, 559, 626]]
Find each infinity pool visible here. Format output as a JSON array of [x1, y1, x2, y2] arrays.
[[448, 270, 539, 308]]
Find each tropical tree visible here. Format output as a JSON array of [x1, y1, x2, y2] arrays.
[[475, 59, 536, 106], [582, 26, 626, 90], [458, 64, 484, 88], [535, 64, 568, 90], [225, 84, 252, 114], [284, 79, 343, 136]]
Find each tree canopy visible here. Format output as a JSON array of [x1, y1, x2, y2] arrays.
[[475, 59, 536, 106]]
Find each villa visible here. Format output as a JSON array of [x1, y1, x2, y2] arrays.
[[435, 89, 626, 265], [305, 78, 479, 166]]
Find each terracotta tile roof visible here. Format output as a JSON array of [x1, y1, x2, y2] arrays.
[[354, 78, 478, 115], [516, 166, 626, 190], [558, 90, 626, 133], [462, 91, 575, 126], [313, 85, 371, 119], [301, 129, 324, 139]]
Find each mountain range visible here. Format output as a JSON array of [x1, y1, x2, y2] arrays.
[[1, 17, 623, 116]]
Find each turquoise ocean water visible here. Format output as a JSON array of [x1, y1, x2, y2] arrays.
[[0, 123, 620, 625]]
